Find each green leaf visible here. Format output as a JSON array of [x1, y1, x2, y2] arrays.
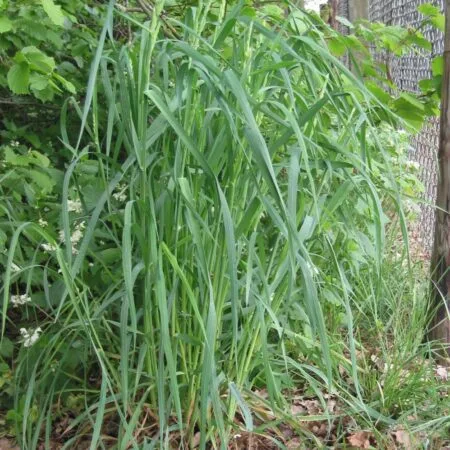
[[53, 73, 76, 93], [328, 37, 347, 57], [16, 47, 55, 74], [7, 63, 30, 95], [29, 169, 55, 193], [407, 32, 432, 51], [0, 337, 13, 358], [29, 73, 49, 91], [0, 16, 12, 33], [366, 81, 391, 104], [417, 3, 441, 17], [430, 14, 445, 31], [41, 0, 65, 26], [432, 55, 443, 76], [30, 150, 50, 168]]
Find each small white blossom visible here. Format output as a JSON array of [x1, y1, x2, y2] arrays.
[[20, 327, 42, 347], [11, 294, 31, 307], [60, 221, 85, 254], [112, 184, 127, 202], [406, 160, 420, 171], [41, 243, 57, 252], [38, 218, 48, 227], [10, 140, 20, 148], [67, 199, 83, 213]]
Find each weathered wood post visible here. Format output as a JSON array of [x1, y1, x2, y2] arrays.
[[431, 0, 450, 359]]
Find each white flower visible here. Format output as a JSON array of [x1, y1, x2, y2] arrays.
[[406, 160, 420, 171], [10, 140, 20, 148], [60, 221, 85, 254], [67, 199, 82, 213], [112, 184, 127, 202], [41, 243, 57, 252], [20, 327, 42, 347], [38, 218, 48, 227], [11, 294, 31, 307]]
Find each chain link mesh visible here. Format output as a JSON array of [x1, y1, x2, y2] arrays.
[[361, 0, 442, 255]]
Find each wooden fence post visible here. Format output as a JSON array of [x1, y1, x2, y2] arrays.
[[431, 0, 450, 360]]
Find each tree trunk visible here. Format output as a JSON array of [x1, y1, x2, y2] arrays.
[[430, 0, 450, 360]]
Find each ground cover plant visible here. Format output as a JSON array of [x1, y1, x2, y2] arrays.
[[1, 1, 449, 448]]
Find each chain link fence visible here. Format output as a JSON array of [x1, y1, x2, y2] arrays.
[[338, 0, 443, 256]]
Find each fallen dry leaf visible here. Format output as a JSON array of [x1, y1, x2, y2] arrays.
[[393, 428, 412, 449], [347, 431, 373, 449], [286, 437, 302, 449], [0, 439, 20, 450]]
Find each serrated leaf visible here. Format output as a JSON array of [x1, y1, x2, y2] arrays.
[[328, 37, 347, 56], [29, 169, 55, 193], [7, 63, 30, 94], [430, 14, 445, 31], [0, 16, 12, 33], [30, 150, 50, 168], [29, 73, 49, 91], [17, 46, 55, 74], [366, 81, 391, 104], [417, 3, 441, 17], [41, 0, 65, 26]]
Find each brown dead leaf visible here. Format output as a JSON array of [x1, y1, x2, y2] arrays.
[[0, 439, 20, 450], [290, 404, 306, 415], [347, 431, 373, 449], [393, 428, 412, 449], [192, 431, 201, 449], [286, 438, 302, 449]]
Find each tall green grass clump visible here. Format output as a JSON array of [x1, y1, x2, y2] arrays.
[[3, 1, 433, 448]]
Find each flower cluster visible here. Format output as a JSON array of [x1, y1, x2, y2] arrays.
[[112, 184, 127, 202], [67, 199, 83, 213], [41, 243, 57, 252], [59, 221, 85, 254], [20, 327, 42, 347], [11, 294, 31, 307]]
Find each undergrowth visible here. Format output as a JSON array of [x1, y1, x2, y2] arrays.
[[1, 1, 449, 449]]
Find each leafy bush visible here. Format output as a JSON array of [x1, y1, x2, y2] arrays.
[[1, 1, 448, 449]]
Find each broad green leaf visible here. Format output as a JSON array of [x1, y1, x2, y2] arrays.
[[430, 14, 445, 31], [417, 3, 441, 17], [432, 55, 443, 76], [41, 0, 65, 26], [29, 73, 49, 91], [328, 37, 347, 57], [28, 169, 55, 193], [7, 63, 29, 94], [0, 16, 12, 33], [16, 47, 55, 74]]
